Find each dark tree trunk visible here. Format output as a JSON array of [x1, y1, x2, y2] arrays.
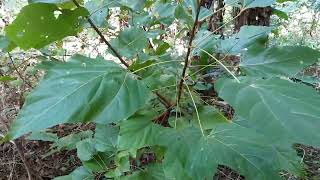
[[208, 0, 225, 37], [233, 7, 273, 32], [201, 0, 214, 9]]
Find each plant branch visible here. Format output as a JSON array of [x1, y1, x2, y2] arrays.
[[72, 0, 173, 110], [72, 0, 129, 68], [177, 1, 202, 103], [7, 53, 33, 89], [155, 91, 172, 109]]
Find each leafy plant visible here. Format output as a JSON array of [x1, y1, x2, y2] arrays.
[[1, 0, 320, 179]]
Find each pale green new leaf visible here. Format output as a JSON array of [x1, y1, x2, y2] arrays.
[[216, 77, 320, 147], [8, 55, 150, 139], [5, 3, 88, 50], [0, 76, 17, 82], [240, 46, 320, 77]]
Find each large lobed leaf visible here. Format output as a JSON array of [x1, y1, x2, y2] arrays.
[[216, 77, 320, 148], [5, 3, 88, 50], [219, 26, 272, 54], [240, 46, 320, 77], [8, 55, 150, 139], [118, 113, 301, 180]]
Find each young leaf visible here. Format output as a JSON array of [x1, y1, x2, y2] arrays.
[[5, 3, 88, 50], [8, 55, 150, 139], [0, 76, 17, 82], [240, 46, 320, 77]]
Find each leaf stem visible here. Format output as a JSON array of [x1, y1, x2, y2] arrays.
[[71, 0, 129, 68], [177, 0, 202, 103]]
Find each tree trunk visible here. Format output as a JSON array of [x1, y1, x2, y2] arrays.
[[233, 7, 272, 32], [208, 0, 225, 37]]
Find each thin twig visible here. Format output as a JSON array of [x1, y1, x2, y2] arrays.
[[177, 0, 202, 103], [7, 53, 33, 89], [72, 0, 129, 68]]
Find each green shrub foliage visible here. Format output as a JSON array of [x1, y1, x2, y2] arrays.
[[1, 0, 320, 179]]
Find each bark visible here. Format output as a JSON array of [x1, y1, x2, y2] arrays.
[[201, 0, 214, 9], [208, 0, 225, 37], [233, 7, 273, 32]]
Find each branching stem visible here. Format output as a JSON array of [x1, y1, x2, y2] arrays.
[[72, 0, 129, 68], [177, 0, 202, 103]]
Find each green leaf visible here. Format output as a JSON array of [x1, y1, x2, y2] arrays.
[[153, 1, 176, 25], [240, 46, 320, 77], [193, 30, 219, 62], [0, 35, 10, 50], [272, 8, 289, 20], [0, 76, 17, 82], [162, 125, 287, 180], [118, 112, 301, 179], [8, 55, 150, 139], [95, 125, 118, 152], [27, 131, 58, 141], [28, 0, 70, 3], [216, 77, 320, 147], [225, 0, 275, 8], [83, 152, 113, 172], [54, 166, 94, 180], [192, 106, 229, 130], [5, 3, 88, 50], [218, 26, 272, 55], [76, 138, 96, 161], [198, 7, 214, 21], [52, 130, 93, 150], [85, 0, 109, 27], [175, 5, 193, 28], [121, 164, 166, 180], [110, 27, 148, 59], [28, 0, 85, 9], [118, 113, 162, 151], [119, 0, 146, 11]]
